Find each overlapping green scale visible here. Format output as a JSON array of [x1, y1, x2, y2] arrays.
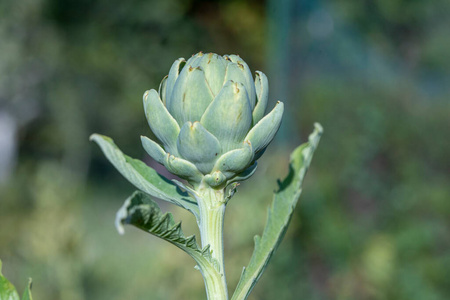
[[177, 122, 221, 174], [169, 67, 214, 125], [143, 89, 180, 156], [197, 53, 228, 96], [164, 153, 203, 183], [141, 135, 166, 164], [245, 102, 284, 154], [165, 58, 186, 107], [224, 55, 256, 108], [252, 71, 269, 125], [201, 81, 253, 153], [158, 75, 168, 104], [212, 141, 254, 179], [142, 52, 284, 188]]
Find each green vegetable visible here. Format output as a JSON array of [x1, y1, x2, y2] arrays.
[[91, 52, 322, 300], [141, 52, 284, 188]]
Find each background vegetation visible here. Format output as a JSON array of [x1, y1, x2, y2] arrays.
[[1, 0, 449, 299]]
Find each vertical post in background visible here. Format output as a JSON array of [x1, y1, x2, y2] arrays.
[[267, 0, 295, 145]]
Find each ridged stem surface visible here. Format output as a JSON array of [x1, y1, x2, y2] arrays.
[[197, 185, 228, 300]]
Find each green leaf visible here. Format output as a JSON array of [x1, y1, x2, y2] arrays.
[[21, 279, 32, 300], [116, 191, 222, 278], [231, 123, 323, 300], [0, 259, 32, 300], [90, 134, 199, 219]]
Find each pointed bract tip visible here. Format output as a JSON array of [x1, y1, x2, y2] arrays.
[[115, 201, 128, 235], [143, 90, 150, 101], [314, 122, 324, 134], [89, 133, 112, 143]]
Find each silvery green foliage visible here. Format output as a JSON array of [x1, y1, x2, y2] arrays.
[[141, 52, 284, 188], [112, 124, 323, 300], [115, 191, 225, 292], [89, 134, 200, 218], [232, 123, 322, 300]]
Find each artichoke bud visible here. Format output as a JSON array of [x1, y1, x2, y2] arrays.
[[142, 52, 284, 188]]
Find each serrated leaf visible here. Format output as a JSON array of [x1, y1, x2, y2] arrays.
[[90, 134, 199, 219], [0, 259, 32, 300], [231, 123, 323, 300], [116, 191, 221, 277]]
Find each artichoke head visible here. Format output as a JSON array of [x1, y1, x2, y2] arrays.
[[142, 52, 284, 188]]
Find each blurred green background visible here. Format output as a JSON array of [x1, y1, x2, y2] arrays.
[[1, 0, 449, 299]]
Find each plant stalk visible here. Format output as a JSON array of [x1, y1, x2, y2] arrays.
[[197, 185, 228, 300]]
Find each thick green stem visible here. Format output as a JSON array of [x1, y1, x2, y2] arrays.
[[197, 185, 228, 300], [197, 258, 228, 300]]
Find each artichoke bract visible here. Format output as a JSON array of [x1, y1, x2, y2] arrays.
[[141, 52, 284, 188]]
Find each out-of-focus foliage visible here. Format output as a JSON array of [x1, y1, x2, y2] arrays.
[[0, 0, 449, 299]]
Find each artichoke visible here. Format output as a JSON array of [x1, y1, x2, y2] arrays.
[[141, 52, 284, 188]]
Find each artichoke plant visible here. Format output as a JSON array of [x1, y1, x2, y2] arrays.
[[91, 52, 322, 300], [141, 52, 283, 189]]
